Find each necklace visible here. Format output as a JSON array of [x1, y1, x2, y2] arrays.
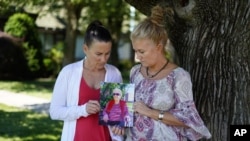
[[146, 60, 169, 78]]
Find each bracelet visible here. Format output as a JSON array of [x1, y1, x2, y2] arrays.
[[158, 110, 164, 121]]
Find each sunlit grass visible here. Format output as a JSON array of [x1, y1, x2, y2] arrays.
[[0, 104, 62, 141], [0, 78, 55, 99]]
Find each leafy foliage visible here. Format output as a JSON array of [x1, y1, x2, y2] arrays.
[[3, 13, 45, 79], [4, 13, 34, 37], [43, 42, 64, 77]]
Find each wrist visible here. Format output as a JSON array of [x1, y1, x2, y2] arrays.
[[158, 110, 164, 121]]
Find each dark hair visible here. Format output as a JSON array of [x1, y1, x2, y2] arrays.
[[84, 20, 112, 47]]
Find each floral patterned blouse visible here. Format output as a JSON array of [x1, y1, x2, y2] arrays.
[[126, 64, 211, 141]]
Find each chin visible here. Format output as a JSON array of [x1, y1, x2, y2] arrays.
[[140, 62, 148, 67], [98, 64, 105, 68]]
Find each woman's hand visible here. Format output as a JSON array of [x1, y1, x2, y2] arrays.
[[86, 100, 100, 114], [133, 101, 151, 116], [111, 126, 125, 135]]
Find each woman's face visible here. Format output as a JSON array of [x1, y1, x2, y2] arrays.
[[113, 89, 122, 102], [84, 40, 112, 69], [132, 38, 160, 67], [113, 92, 121, 101]]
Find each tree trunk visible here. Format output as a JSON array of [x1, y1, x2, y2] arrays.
[[105, 2, 127, 67], [63, 1, 78, 66], [125, 0, 250, 140], [107, 17, 122, 67]]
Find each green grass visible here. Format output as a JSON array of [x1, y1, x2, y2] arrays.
[[0, 78, 55, 99], [0, 104, 62, 141]]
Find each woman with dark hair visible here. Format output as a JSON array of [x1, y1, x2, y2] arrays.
[[49, 20, 123, 141]]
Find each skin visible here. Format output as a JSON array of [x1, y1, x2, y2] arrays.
[[83, 40, 112, 71], [132, 38, 189, 128], [132, 38, 165, 72], [113, 89, 122, 104], [81, 40, 125, 135], [83, 40, 112, 115], [113, 38, 188, 136]]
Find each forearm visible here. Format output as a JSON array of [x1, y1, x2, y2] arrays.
[[50, 103, 89, 121], [144, 108, 189, 127]]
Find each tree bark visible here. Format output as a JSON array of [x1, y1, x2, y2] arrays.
[[107, 14, 123, 67], [63, 1, 78, 66], [125, 0, 250, 140]]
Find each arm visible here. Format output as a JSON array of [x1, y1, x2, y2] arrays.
[[133, 101, 188, 127], [49, 67, 89, 121], [169, 69, 211, 139], [133, 69, 211, 140], [123, 102, 130, 120], [102, 102, 110, 122]]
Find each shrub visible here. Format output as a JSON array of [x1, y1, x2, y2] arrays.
[[43, 42, 64, 77], [4, 13, 44, 79], [0, 37, 29, 80]]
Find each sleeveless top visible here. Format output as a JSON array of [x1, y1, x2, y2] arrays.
[[74, 77, 111, 141]]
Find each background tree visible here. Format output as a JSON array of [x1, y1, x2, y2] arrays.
[[125, 0, 250, 140], [30, 0, 133, 66], [59, 0, 88, 66], [1, 0, 136, 67], [85, 0, 131, 66]]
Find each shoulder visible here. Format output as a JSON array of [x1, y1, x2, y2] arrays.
[[105, 64, 121, 75], [105, 64, 120, 71], [120, 100, 127, 107], [130, 64, 141, 74], [60, 60, 83, 74], [171, 67, 190, 77], [129, 64, 141, 81], [172, 67, 192, 84], [120, 100, 126, 104], [105, 64, 123, 83], [131, 64, 141, 70]]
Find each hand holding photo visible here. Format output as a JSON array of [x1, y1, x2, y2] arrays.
[[99, 82, 135, 127]]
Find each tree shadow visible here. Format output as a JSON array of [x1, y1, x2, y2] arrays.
[[24, 103, 50, 114], [0, 108, 62, 141], [8, 79, 55, 94]]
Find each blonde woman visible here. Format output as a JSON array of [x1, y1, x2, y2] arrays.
[[126, 5, 211, 141]]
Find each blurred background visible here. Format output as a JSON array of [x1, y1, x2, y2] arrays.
[[0, 0, 145, 140]]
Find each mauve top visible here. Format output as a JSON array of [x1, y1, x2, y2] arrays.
[[126, 64, 211, 141]]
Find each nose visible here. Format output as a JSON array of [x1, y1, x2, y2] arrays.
[[135, 53, 141, 62], [100, 55, 108, 63]]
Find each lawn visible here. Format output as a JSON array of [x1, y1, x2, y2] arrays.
[[0, 104, 62, 141], [0, 79, 62, 140], [0, 76, 129, 141], [0, 78, 55, 99]]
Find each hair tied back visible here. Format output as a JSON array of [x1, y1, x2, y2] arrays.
[[150, 5, 174, 27]]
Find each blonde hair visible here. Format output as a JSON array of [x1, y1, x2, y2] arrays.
[[131, 5, 177, 62], [130, 5, 168, 46]]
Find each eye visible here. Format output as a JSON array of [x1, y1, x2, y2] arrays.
[[138, 50, 144, 54], [96, 53, 102, 56], [105, 52, 111, 56]]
